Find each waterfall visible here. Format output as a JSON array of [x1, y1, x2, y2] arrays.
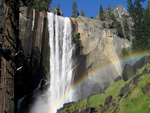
[[47, 12, 74, 112]]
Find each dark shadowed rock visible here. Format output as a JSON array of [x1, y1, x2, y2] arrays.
[[104, 95, 112, 106], [119, 84, 130, 98], [131, 74, 142, 85], [114, 76, 122, 82], [133, 55, 150, 70], [142, 85, 150, 94], [122, 64, 136, 81]]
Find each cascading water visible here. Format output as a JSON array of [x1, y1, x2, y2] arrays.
[[47, 12, 74, 113]]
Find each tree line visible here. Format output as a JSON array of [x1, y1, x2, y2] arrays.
[[99, 0, 150, 51], [127, 0, 150, 51]]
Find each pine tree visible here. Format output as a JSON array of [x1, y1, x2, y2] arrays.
[[57, 3, 61, 15], [99, 4, 105, 20], [81, 9, 85, 16], [71, 1, 78, 18], [127, 0, 147, 50], [144, 0, 150, 47], [123, 18, 130, 40]]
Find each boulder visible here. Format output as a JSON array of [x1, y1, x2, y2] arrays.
[[142, 85, 150, 94], [131, 74, 142, 85], [133, 55, 150, 70], [119, 84, 130, 98], [114, 76, 122, 82], [89, 83, 103, 96], [104, 95, 112, 106], [122, 64, 136, 81]]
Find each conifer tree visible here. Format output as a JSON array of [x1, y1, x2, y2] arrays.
[[57, 3, 61, 15], [99, 4, 105, 20], [123, 18, 130, 40], [127, 0, 146, 50], [81, 9, 85, 16], [71, 1, 78, 18], [144, 0, 150, 47]]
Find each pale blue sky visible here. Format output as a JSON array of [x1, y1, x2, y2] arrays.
[[51, 0, 148, 18]]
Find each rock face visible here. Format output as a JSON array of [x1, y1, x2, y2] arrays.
[[96, 5, 129, 19], [1, 5, 50, 112], [73, 16, 131, 99]]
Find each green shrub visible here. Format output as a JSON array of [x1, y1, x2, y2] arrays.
[[74, 33, 80, 39], [121, 48, 129, 56]]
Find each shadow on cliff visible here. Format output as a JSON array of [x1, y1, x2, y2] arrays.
[[17, 47, 48, 113]]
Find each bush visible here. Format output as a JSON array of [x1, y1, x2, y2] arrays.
[[74, 33, 80, 39], [121, 48, 129, 56]]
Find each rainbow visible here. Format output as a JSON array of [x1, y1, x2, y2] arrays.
[[48, 50, 150, 113]]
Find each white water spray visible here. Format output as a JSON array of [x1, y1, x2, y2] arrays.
[[47, 12, 74, 112]]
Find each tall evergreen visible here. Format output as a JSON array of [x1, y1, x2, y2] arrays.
[[71, 1, 78, 18], [144, 0, 150, 47], [123, 18, 130, 40], [81, 9, 85, 16], [99, 4, 105, 20], [127, 0, 147, 50], [57, 3, 61, 15]]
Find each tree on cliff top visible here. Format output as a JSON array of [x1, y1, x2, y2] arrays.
[[81, 9, 85, 16], [99, 4, 105, 20], [26, 0, 52, 11], [71, 1, 78, 18], [57, 3, 61, 15]]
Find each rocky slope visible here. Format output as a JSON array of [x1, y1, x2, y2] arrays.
[[58, 55, 150, 113]]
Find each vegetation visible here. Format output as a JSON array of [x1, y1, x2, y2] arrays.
[[59, 63, 150, 113], [110, 13, 124, 38], [99, 4, 105, 21], [123, 18, 130, 40], [71, 1, 79, 18], [121, 48, 130, 56], [81, 9, 85, 17], [27, 0, 51, 11], [57, 3, 61, 15], [74, 33, 81, 39], [127, 0, 150, 51]]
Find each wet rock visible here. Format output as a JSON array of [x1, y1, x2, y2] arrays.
[[114, 76, 122, 82], [104, 95, 112, 106], [142, 85, 150, 94], [122, 64, 136, 81]]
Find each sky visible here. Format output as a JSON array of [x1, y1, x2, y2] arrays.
[[50, 0, 148, 18]]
